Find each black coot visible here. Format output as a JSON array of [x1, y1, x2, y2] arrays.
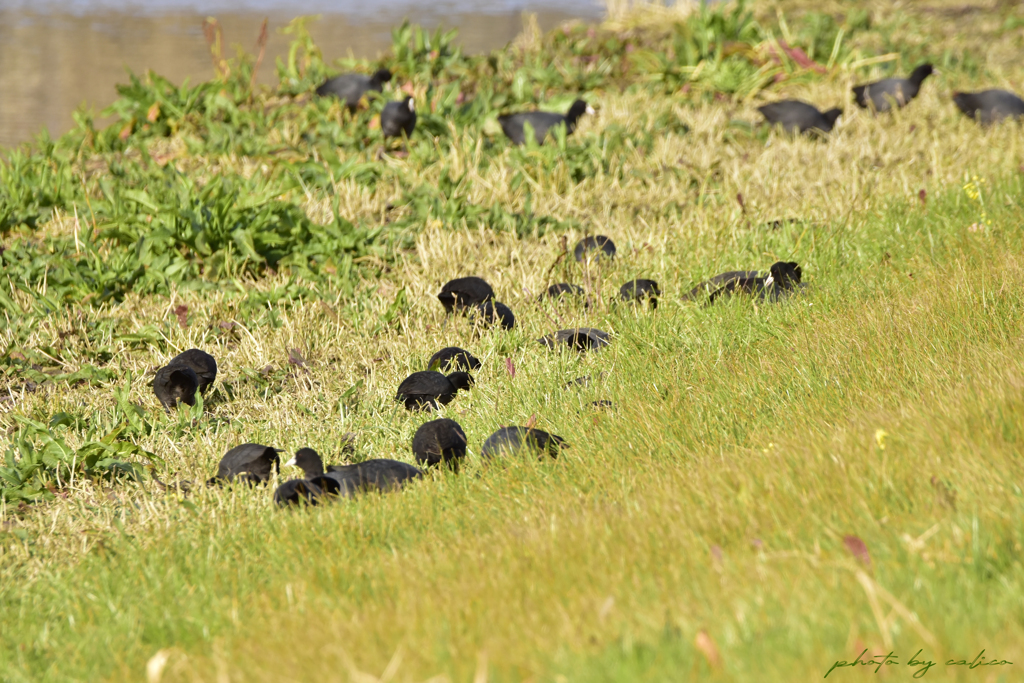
[[539, 328, 610, 352], [537, 283, 585, 302], [853, 64, 934, 112], [473, 301, 516, 330], [702, 261, 803, 304], [153, 364, 199, 410], [758, 100, 842, 134], [382, 96, 416, 138], [316, 68, 392, 111], [437, 277, 495, 313], [428, 347, 482, 372], [498, 99, 594, 145], [396, 371, 474, 411], [573, 235, 616, 261], [953, 90, 1024, 125], [411, 418, 468, 469], [273, 478, 323, 507], [682, 269, 760, 301], [289, 448, 422, 497], [620, 279, 660, 308], [209, 443, 280, 485], [168, 349, 217, 393], [481, 426, 567, 459]]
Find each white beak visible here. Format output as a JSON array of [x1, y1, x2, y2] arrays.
[[285, 457, 297, 467], [764, 274, 775, 287], [585, 105, 596, 115], [407, 99, 415, 112]]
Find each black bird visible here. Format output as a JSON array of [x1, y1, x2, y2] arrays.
[[758, 100, 842, 134], [396, 371, 474, 411], [316, 68, 392, 111], [682, 269, 760, 301], [539, 328, 610, 352], [382, 96, 416, 138], [428, 347, 481, 372], [168, 348, 217, 393], [953, 90, 1024, 125], [498, 99, 595, 145], [289, 448, 422, 496], [691, 261, 803, 305], [273, 478, 323, 507], [411, 418, 468, 469], [573, 235, 616, 261], [620, 279, 660, 308], [537, 283, 585, 302], [437, 276, 495, 313], [853, 64, 934, 112], [313, 460, 423, 496], [473, 301, 516, 330], [481, 426, 567, 459], [209, 443, 280, 485], [153, 364, 199, 410]]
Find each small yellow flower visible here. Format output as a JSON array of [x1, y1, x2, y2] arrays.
[[875, 429, 888, 450]]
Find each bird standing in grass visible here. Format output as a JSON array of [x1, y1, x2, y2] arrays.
[[316, 68, 392, 111], [428, 347, 482, 372], [686, 262, 804, 305], [273, 478, 323, 507], [620, 279, 661, 309], [539, 328, 611, 352], [287, 448, 422, 497], [412, 418, 468, 469], [437, 277, 495, 313], [573, 235, 616, 261], [153, 364, 199, 410], [758, 100, 842, 134], [473, 301, 516, 330], [168, 349, 217, 393], [396, 371, 474, 411], [481, 427, 568, 459], [853, 64, 934, 112], [952, 90, 1024, 125], [382, 96, 416, 138], [498, 99, 595, 145], [208, 443, 280, 485]]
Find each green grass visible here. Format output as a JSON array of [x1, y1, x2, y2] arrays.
[[4, 0, 1024, 681]]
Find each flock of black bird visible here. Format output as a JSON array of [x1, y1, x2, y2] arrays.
[[150, 234, 805, 507], [312, 62, 1024, 144], [757, 63, 1024, 134], [141, 56, 1024, 506]]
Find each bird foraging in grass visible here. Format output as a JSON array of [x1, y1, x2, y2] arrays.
[[573, 235, 616, 262], [852, 64, 934, 113], [481, 426, 568, 459], [207, 443, 280, 486], [396, 371, 474, 411], [952, 89, 1024, 125], [153, 364, 199, 410], [287, 448, 422, 497], [428, 346, 482, 372], [316, 68, 392, 111], [412, 418, 468, 469], [498, 99, 595, 145], [758, 100, 842, 134], [685, 262, 804, 305], [382, 96, 417, 139], [437, 277, 495, 314]]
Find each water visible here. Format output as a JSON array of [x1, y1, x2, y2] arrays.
[[0, 0, 604, 149]]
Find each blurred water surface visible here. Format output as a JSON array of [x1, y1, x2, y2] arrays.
[[0, 0, 604, 148]]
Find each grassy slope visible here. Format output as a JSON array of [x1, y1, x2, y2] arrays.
[[3, 1, 1024, 681]]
